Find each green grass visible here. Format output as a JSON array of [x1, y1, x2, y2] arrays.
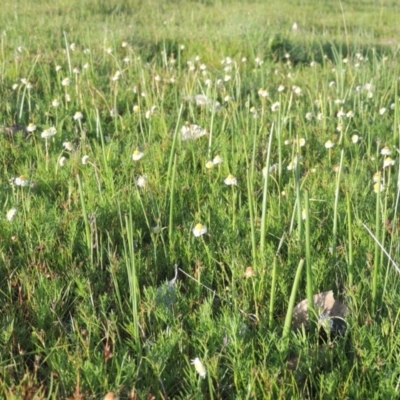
[[1, 0, 400, 398]]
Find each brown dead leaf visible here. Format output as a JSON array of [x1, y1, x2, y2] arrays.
[[292, 290, 349, 330]]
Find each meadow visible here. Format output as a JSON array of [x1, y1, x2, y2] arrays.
[[1, 0, 400, 398]]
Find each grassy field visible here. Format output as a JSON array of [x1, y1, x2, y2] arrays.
[[1, 0, 400, 398]]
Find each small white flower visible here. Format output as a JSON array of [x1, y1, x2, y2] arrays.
[[224, 74, 231, 82], [14, 176, 29, 187], [205, 161, 214, 169], [133, 105, 140, 113], [258, 89, 269, 98], [278, 85, 285, 92], [6, 208, 17, 221], [132, 149, 144, 161], [52, 99, 60, 107], [293, 86, 302, 95], [305, 112, 313, 121], [137, 175, 148, 188], [181, 124, 207, 141], [192, 224, 207, 237], [351, 134, 360, 144], [271, 102, 280, 112], [73, 111, 83, 121], [329, 81, 336, 88], [325, 140, 334, 149], [212, 155, 223, 165], [373, 181, 385, 193], [383, 157, 395, 168], [21, 78, 29, 85], [26, 123, 36, 132], [55, 65, 62, 72], [379, 107, 386, 115], [41, 127, 57, 138], [73, 67, 80, 75], [70, 43, 76, 51], [224, 174, 237, 186], [62, 77, 71, 86], [346, 110, 354, 118], [381, 146, 391, 156], [63, 141, 74, 151], [12, 83, 19, 90], [191, 357, 206, 378], [337, 108, 346, 118], [59, 156, 67, 167], [82, 155, 90, 165]]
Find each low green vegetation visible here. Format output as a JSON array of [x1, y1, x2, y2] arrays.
[[1, 0, 400, 398]]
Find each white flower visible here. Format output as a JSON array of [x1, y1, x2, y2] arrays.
[[12, 83, 19, 90], [305, 112, 313, 121], [258, 89, 269, 98], [41, 127, 57, 138], [192, 224, 207, 237], [181, 124, 207, 141], [62, 77, 71, 86], [224, 174, 237, 186], [205, 161, 214, 169], [271, 102, 280, 112], [293, 86, 302, 95], [351, 135, 360, 144], [325, 140, 334, 149], [52, 99, 60, 107], [73, 111, 83, 121], [59, 156, 67, 167], [14, 176, 29, 187], [137, 175, 148, 188], [381, 146, 391, 156], [383, 157, 395, 168], [373, 181, 385, 193], [346, 110, 354, 118], [26, 123, 36, 132], [278, 85, 285, 92], [191, 357, 206, 379], [82, 155, 90, 165], [212, 155, 223, 165], [63, 141, 74, 151], [73, 67, 80, 75], [6, 208, 17, 221], [55, 65, 62, 72], [379, 107, 386, 115], [132, 149, 144, 161]]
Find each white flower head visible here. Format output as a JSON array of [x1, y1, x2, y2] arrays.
[[305, 112, 313, 121], [373, 181, 385, 193], [82, 155, 90, 165], [132, 149, 144, 161], [381, 146, 391, 156], [379, 107, 386, 115], [325, 140, 334, 149], [62, 77, 71, 86], [212, 155, 223, 165], [205, 161, 214, 169], [26, 123, 36, 132], [192, 224, 207, 237], [351, 134, 360, 144], [191, 357, 206, 379], [7, 208, 17, 221], [383, 157, 395, 168], [63, 141, 74, 151], [137, 175, 148, 188], [59, 156, 67, 167], [14, 176, 29, 187], [73, 111, 83, 121], [271, 102, 280, 112], [181, 124, 207, 141], [52, 99, 60, 107], [224, 174, 237, 186], [41, 127, 57, 138]]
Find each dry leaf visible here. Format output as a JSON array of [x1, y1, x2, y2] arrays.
[[292, 290, 349, 330]]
